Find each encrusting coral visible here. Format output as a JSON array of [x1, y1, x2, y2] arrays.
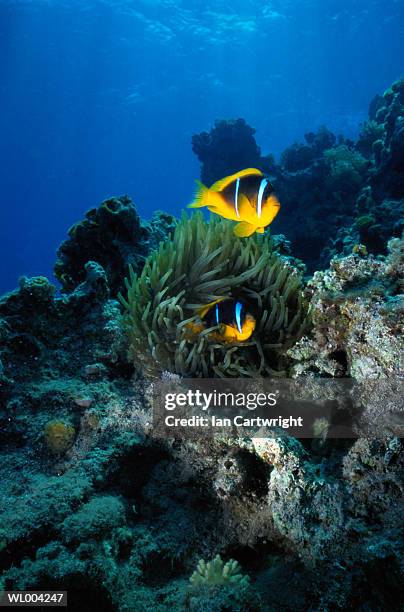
[[120, 213, 307, 377], [44, 420, 75, 455], [189, 555, 250, 587]]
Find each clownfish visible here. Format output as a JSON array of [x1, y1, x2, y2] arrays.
[[186, 297, 256, 343], [188, 168, 280, 237]]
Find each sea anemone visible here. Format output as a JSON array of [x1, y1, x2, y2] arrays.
[[120, 213, 307, 378]]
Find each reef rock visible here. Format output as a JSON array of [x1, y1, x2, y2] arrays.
[[192, 80, 404, 271], [55, 195, 176, 297], [0, 82, 403, 611], [370, 79, 404, 199], [192, 118, 275, 185], [289, 235, 403, 379]]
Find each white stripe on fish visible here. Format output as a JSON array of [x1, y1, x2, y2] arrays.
[[234, 177, 240, 217], [257, 178, 269, 218]]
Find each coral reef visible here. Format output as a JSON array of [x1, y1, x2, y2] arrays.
[[192, 118, 275, 185], [369, 79, 404, 199], [323, 145, 368, 193], [192, 81, 404, 271], [121, 213, 307, 377], [55, 195, 176, 297], [0, 80, 403, 611], [356, 119, 384, 158], [0, 242, 402, 610], [289, 235, 403, 380]]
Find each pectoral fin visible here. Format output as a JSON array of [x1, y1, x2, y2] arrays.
[[233, 221, 257, 237], [207, 201, 239, 221], [237, 193, 256, 223]]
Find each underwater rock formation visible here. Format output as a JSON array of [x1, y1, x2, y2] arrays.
[[55, 195, 176, 297], [368, 79, 404, 199], [0, 245, 402, 610], [272, 129, 372, 270], [0, 264, 129, 451], [192, 81, 404, 271], [323, 145, 368, 193], [289, 235, 403, 380], [280, 126, 338, 172], [192, 118, 275, 185], [121, 213, 307, 377], [0, 81, 403, 610], [279, 81, 404, 265]]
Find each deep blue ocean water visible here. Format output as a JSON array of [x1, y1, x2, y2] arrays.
[[0, 0, 403, 295]]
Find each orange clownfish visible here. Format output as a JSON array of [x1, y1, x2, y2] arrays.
[[188, 168, 280, 237], [186, 297, 256, 344]]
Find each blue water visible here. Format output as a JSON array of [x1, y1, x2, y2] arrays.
[[0, 0, 403, 294]]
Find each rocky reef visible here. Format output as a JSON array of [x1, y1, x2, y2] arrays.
[[192, 79, 404, 273], [0, 82, 403, 610], [55, 195, 176, 297], [289, 236, 403, 380], [192, 118, 275, 186], [1, 221, 402, 609]]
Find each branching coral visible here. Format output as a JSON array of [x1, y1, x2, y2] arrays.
[[120, 213, 307, 378], [189, 555, 250, 587]]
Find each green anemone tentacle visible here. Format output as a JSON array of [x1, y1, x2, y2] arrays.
[[120, 212, 308, 378]]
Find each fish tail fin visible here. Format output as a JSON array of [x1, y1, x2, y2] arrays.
[[234, 221, 257, 237], [188, 180, 210, 208]]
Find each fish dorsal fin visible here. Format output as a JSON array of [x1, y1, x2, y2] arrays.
[[210, 168, 263, 192], [196, 296, 227, 320]]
